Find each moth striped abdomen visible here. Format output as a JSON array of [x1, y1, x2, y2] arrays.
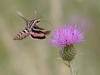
[[13, 27, 30, 40]]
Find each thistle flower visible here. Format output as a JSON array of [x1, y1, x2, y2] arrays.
[[50, 25, 84, 61]]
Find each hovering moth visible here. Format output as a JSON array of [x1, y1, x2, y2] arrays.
[[13, 11, 51, 40]]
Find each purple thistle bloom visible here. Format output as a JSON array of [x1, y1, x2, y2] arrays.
[[50, 25, 84, 48]]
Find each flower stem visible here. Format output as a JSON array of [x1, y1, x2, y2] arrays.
[[68, 61, 74, 75]]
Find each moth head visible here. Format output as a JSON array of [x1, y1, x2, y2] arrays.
[[34, 19, 40, 25], [34, 15, 44, 25]]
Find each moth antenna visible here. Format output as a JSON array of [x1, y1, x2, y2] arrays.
[[35, 11, 37, 19], [37, 15, 44, 19], [41, 21, 54, 30]]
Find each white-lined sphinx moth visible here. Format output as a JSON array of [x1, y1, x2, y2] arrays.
[[13, 11, 51, 40]]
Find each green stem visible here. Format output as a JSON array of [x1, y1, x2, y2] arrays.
[[68, 61, 74, 75], [64, 61, 70, 67]]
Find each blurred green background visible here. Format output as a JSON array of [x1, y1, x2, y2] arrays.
[[0, 0, 100, 75]]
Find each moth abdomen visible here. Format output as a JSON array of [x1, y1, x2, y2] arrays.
[[13, 29, 30, 40]]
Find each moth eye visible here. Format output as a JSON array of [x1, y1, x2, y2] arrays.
[[37, 21, 40, 23]]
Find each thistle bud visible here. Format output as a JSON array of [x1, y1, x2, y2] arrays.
[[60, 45, 76, 61]]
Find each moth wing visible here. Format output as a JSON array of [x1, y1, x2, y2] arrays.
[[16, 11, 29, 26], [33, 26, 51, 35], [39, 30, 51, 35], [29, 31, 46, 39]]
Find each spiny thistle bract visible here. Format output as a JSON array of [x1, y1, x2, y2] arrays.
[[50, 25, 84, 61]]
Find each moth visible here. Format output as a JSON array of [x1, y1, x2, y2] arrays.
[[13, 11, 51, 40]]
